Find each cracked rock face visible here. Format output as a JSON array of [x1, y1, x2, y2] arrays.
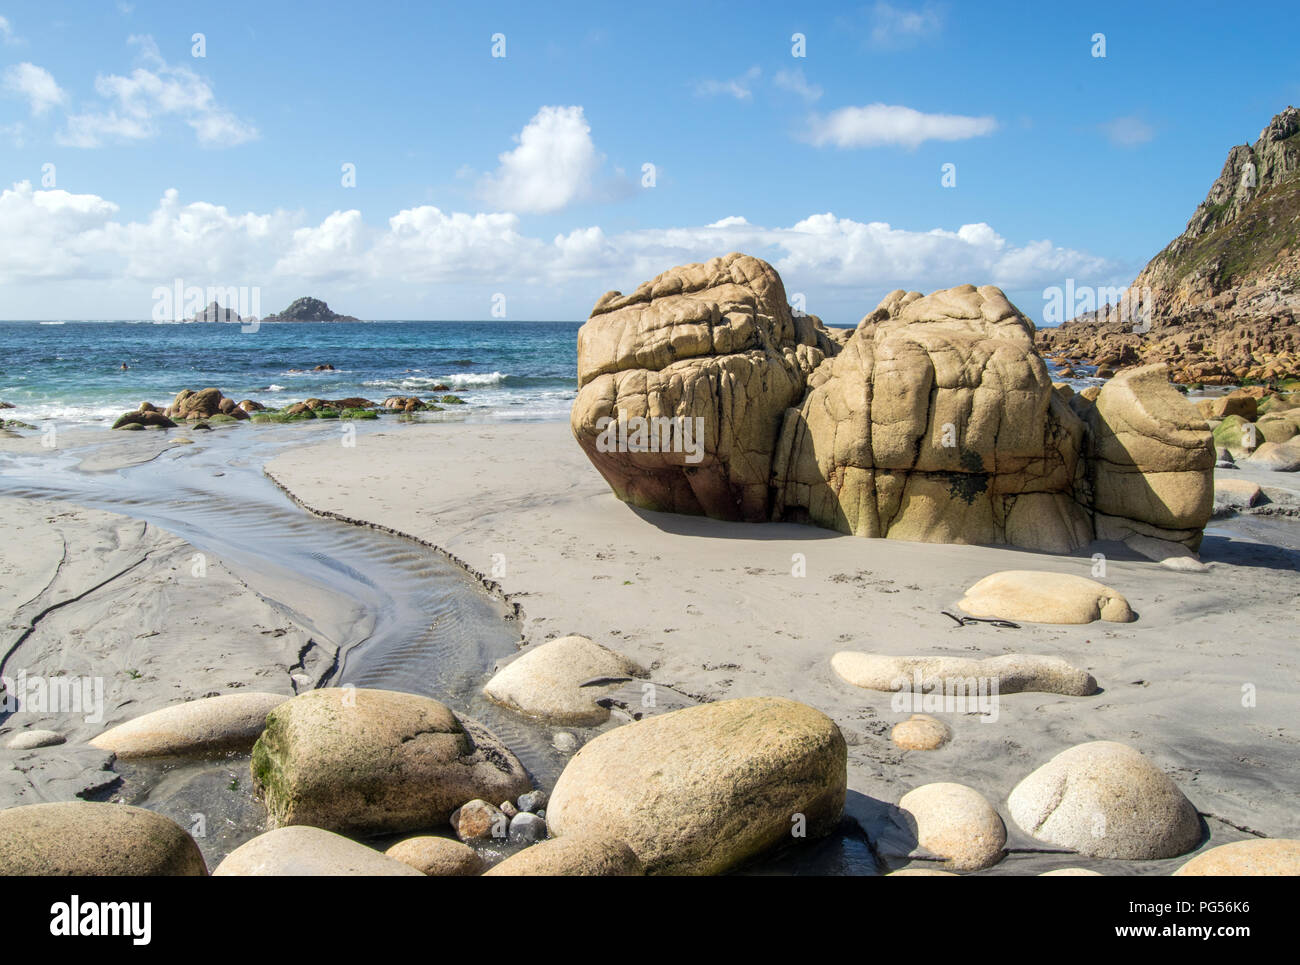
[[571, 254, 1214, 552], [571, 252, 832, 521]]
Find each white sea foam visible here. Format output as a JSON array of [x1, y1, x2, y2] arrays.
[[442, 371, 506, 387], [362, 371, 507, 390]]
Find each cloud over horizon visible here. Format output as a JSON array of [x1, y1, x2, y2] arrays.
[[0, 180, 1125, 320]]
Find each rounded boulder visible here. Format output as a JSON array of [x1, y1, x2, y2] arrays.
[[1007, 741, 1201, 859], [250, 688, 533, 836], [546, 696, 846, 875], [0, 802, 207, 875]]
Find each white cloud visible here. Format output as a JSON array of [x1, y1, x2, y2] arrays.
[[1101, 116, 1155, 147], [695, 66, 761, 101], [0, 181, 1120, 321], [476, 105, 603, 214], [0, 15, 19, 45], [804, 103, 997, 149], [773, 68, 822, 103], [3, 63, 67, 115], [57, 35, 257, 148], [869, 2, 944, 48]]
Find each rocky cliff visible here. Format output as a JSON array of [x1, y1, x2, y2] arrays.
[[1038, 106, 1300, 385]]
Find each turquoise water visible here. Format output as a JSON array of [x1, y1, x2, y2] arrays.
[[0, 321, 581, 425]]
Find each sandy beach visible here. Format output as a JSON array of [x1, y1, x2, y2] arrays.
[[264, 419, 1300, 873]]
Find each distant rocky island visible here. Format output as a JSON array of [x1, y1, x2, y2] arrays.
[[1038, 106, 1299, 386], [185, 296, 361, 324], [261, 297, 361, 323], [185, 301, 250, 323]]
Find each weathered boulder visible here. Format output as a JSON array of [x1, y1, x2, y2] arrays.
[[571, 256, 1214, 553], [484, 834, 645, 876], [111, 409, 177, 429], [773, 284, 1094, 551], [385, 835, 485, 876], [546, 696, 846, 875], [1196, 395, 1257, 420], [1247, 439, 1300, 471], [1086, 364, 1214, 548], [958, 570, 1135, 624], [897, 782, 1006, 871], [832, 652, 1097, 696], [164, 386, 253, 422], [0, 802, 207, 875], [250, 688, 532, 836], [89, 692, 289, 759], [1258, 414, 1300, 443], [213, 826, 423, 876], [571, 253, 833, 521], [1173, 838, 1300, 876], [1214, 477, 1263, 509], [483, 634, 645, 725], [1007, 741, 1201, 859]]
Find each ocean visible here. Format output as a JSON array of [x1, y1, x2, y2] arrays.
[[1, 319, 1115, 429], [0, 320, 582, 426]]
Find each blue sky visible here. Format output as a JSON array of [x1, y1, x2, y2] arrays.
[[1, 0, 1297, 322]]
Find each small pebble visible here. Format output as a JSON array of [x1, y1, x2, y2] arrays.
[[455, 800, 508, 842], [517, 789, 548, 813], [891, 714, 951, 751], [553, 732, 579, 753], [509, 812, 547, 845], [500, 800, 519, 818]]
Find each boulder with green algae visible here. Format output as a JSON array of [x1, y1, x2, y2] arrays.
[[251, 688, 532, 836], [1213, 414, 1261, 454]]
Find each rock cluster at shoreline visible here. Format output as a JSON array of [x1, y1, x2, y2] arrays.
[[571, 252, 1215, 554], [105, 386, 467, 430]]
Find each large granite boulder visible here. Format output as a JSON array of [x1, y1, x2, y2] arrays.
[[546, 696, 846, 875], [570, 253, 835, 521], [1007, 741, 1202, 859], [1086, 364, 1214, 548], [773, 284, 1093, 551], [250, 688, 532, 836], [0, 802, 207, 875], [571, 255, 1215, 552]]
